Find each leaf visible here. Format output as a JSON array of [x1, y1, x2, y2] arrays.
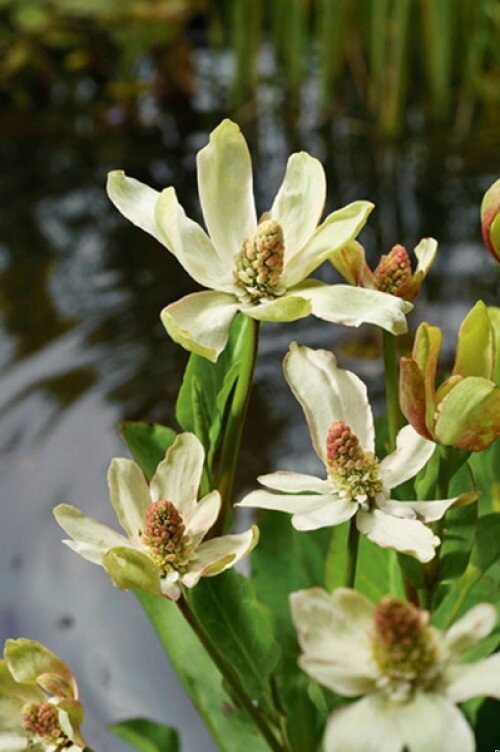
[[189, 569, 280, 704], [120, 422, 177, 480], [469, 439, 500, 515], [136, 591, 271, 752], [175, 313, 247, 459], [110, 718, 180, 752]]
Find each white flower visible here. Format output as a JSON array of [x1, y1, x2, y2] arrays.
[[238, 343, 475, 562], [0, 638, 86, 751], [107, 119, 412, 362], [290, 587, 500, 752], [54, 433, 258, 600]]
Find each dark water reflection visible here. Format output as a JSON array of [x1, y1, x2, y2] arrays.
[[0, 47, 499, 750]]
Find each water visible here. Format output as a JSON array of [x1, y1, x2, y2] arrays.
[[0, 44, 498, 751]]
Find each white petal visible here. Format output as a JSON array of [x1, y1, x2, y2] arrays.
[[395, 693, 474, 752], [182, 526, 258, 588], [283, 201, 374, 288], [383, 493, 476, 524], [237, 489, 355, 530], [108, 458, 151, 538], [185, 490, 221, 545], [283, 342, 375, 462], [291, 281, 412, 336], [446, 653, 500, 702], [299, 656, 376, 696], [413, 237, 438, 275], [270, 152, 326, 258], [150, 433, 204, 518], [257, 470, 332, 494], [53, 504, 131, 552], [106, 171, 164, 245], [155, 187, 229, 289], [0, 733, 28, 752], [379, 425, 435, 489], [63, 539, 106, 565], [197, 119, 256, 267], [324, 694, 402, 752], [356, 509, 439, 563], [292, 498, 358, 531], [444, 603, 497, 660], [160, 290, 239, 363]]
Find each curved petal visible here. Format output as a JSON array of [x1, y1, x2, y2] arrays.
[[62, 539, 107, 565], [379, 425, 435, 489], [150, 433, 204, 518], [291, 280, 412, 336], [197, 119, 256, 266], [444, 603, 497, 660], [185, 490, 221, 545], [413, 237, 438, 276], [0, 696, 25, 735], [290, 587, 374, 667], [155, 187, 230, 289], [182, 526, 259, 588], [239, 293, 311, 322], [53, 504, 131, 552], [292, 498, 358, 531], [160, 290, 239, 363], [383, 492, 476, 524], [5, 639, 74, 691], [106, 171, 164, 245], [257, 471, 332, 494], [283, 343, 375, 462], [452, 300, 495, 380], [395, 693, 474, 752], [299, 656, 376, 696], [237, 489, 334, 516], [399, 358, 434, 440], [283, 200, 374, 288], [0, 662, 43, 703], [446, 653, 500, 702], [434, 376, 500, 451], [329, 239, 374, 287], [270, 152, 326, 258], [102, 546, 162, 596], [324, 694, 402, 752], [108, 458, 151, 539], [356, 509, 439, 563]]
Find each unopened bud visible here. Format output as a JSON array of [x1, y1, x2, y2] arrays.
[[373, 245, 412, 296], [481, 179, 500, 263]]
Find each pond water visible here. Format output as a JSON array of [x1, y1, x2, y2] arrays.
[[0, 42, 498, 751]]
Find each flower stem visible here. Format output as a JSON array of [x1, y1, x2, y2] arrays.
[[344, 517, 360, 588], [382, 330, 403, 452], [177, 593, 283, 752], [215, 315, 260, 532], [422, 445, 453, 599]]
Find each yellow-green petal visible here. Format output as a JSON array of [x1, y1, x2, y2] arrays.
[[102, 546, 162, 595], [453, 301, 495, 380], [434, 376, 500, 451]]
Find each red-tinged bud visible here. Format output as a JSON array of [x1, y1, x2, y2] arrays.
[[481, 179, 500, 263], [235, 219, 285, 302], [142, 500, 193, 577], [21, 702, 63, 741], [326, 421, 382, 502], [373, 245, 412, 297]]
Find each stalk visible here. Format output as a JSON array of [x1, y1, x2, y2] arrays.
[[177, 594, 283, 752], [422, 445, 453, 599], [215, 316, 260, 531], [344, 517, 360, 588], [382, 330, 403, 452]]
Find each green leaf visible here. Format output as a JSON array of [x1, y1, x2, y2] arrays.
[[469, 439, 500, 515], [110, 718, 180, 752], [119, 422, 177, 480], [189, 569, 280, 704], [136, 591, 271, 752], [176, 314, 247, 460]]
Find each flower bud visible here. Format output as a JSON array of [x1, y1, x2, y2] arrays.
[[373, 245, 412, 297], [481, 178, 500, 263], [234, 219, 285, 302]]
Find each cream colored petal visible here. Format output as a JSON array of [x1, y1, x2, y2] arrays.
[[291, 280, 412, 336], [356, 509, 440, 563], [292, 498, 358, 531], [150, 432, 204, 519], [446, 653, 500, 702], [239, 293, 311, 322], [324, 694, 402, 752], [0, 696, 25, 734], [383, 493, 476, 524], [108, 458, 151, 538], [283, 200, 374, 288], [160, 290, 239, 363], [106, 171, 164, 245], [379, 425, 435, 489], [290, 588, 375, 688], [444, 603, 497, 660], [0, 731, 28, 752], [237, 489, 333, 515], [413, 237, 438, 275], [63, 540, 106, 565], [155, 187, 229, 289], [185, 490, 221, 545], [271, 152, 326, 258], [395, 693, 474, 752], [197, 119, 256, 266], [182, 526, 259, 588], [257, 471, 332, 494], [53, 504, 131, 552], [283, 342, 375, 462]]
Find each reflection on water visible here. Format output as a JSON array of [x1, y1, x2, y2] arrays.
[[0, 42, 498, 751]]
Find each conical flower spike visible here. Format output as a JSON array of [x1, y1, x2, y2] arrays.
[[481, 178, 500, 263], [400, 301, 500, 451]]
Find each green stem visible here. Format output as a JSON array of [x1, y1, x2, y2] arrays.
[[382, 330, 403, 452], [344, 517, 360, 588], [215, 316, 260, 531], [422, 445, 453, 596], [177, 593, 283, 752]]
